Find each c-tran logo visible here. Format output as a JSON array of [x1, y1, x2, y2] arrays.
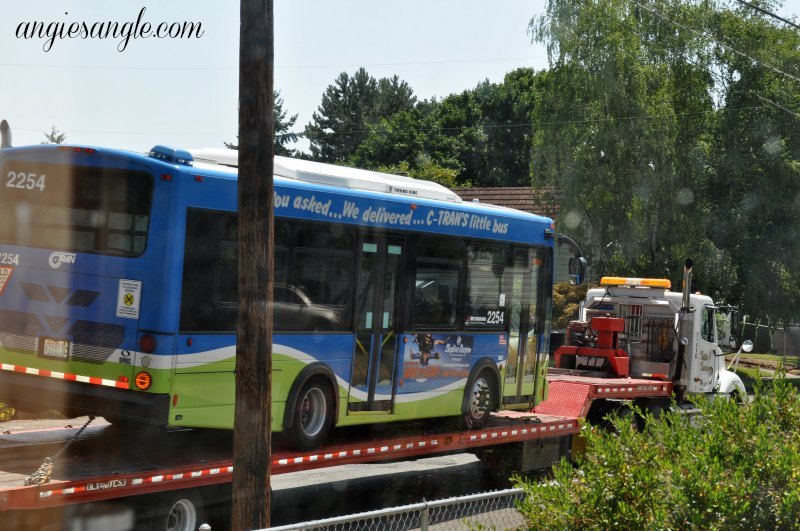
[[49, 252, 76, 269]]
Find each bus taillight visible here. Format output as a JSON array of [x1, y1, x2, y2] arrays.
[[56, 146, 95, 154], [139, 334, 156, 354], [135, 371, 152, 390]]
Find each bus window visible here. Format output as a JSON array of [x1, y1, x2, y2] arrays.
[[0, 161, 152, 256], [414, 238, 463, 329], [291, 224, 354, 331], [181, 209, 239, 332], [414, 262, 460, 327], [466, 244, 511, 329]]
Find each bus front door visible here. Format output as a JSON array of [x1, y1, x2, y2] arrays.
[[349, 237, 404, 413], [503, 249, 539, 406]]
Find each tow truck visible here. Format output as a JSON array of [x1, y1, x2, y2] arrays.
[[554, 259, 747, 422]]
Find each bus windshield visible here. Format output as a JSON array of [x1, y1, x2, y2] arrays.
[[0, 160, 153, 257]]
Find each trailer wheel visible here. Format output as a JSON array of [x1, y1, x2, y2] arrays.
[[149, 489, 205, 531], [615, 405, 644, 432], [635, 397, 671, 422], [463, 369, 497, 429], [285, 377, 335, 451]]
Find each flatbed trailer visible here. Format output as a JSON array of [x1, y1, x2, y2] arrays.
[[0, 375, 672, 529]]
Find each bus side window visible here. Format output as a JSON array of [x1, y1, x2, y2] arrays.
[[180, 209, 238, 332], [413, 238, 463, 329], [466, 244, 511, 329], [282, 222, 354, 332]]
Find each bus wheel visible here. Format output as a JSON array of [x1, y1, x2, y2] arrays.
[[150, 489, 204, 531], [463, 369, 497, 429], [286, 378, 334, 451]]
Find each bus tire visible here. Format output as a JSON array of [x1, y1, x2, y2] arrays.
[[462, 368, 498, 430], [148, 489, 205, 531], [285, 377, 335, 451]]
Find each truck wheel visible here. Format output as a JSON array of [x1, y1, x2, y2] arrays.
[[463, 369, 497, 429], [150, 489, 205, 531], [285, 378, 334, 451]]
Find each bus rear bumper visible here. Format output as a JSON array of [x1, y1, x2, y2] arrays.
[[0, 370, 169, 425]]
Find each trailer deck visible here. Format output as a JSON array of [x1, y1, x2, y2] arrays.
[[0, 375, 673, 511]]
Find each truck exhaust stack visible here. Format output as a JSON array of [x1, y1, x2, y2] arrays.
[[681, 258, 693, 309], [0, 120, 11, 149]]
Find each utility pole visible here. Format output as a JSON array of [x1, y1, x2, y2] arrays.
[[232, 0, 274, 529]]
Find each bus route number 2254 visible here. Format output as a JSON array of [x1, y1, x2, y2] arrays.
[[486, 310, 505, 325], [6, 171, 46, 191]]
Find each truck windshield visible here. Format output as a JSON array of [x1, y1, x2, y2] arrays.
[[0, 161, 153, 257]]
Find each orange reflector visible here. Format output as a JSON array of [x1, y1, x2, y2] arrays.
[[135, 371, 152, 390], [118, 376, 129, 384], [173, 394, 179, 406], [601, 277, 671, 289]]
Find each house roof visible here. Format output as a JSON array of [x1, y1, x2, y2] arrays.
[[453, 187, 560, 220]]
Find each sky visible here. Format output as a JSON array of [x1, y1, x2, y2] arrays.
[[1, 0, 798, 154]]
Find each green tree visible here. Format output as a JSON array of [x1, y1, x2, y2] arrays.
[[304, 68, 415, 163], [225, 90, 299, 156], [42, 125, 66, 144], [470, 68, 540, 186], [706, 3, 800, 325], [529, 1, 734, 296], [352, 68, 542, 187], [375, 158, 462, 189]]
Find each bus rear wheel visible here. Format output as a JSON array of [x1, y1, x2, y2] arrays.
[[463, 369, 497, 430], [285, 378, 334, 452]]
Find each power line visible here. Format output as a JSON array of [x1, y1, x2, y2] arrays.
[[752, 93, 800, 118], [630, 0, 800, 85], [0, 56, 548, 72], [582, 0, 799, 121], [297, 105, 769, 138], [13, 105, 769, 141], [731, 0, 800, 30]]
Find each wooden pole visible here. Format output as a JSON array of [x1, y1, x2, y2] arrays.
[[232, 0, 274, 529]]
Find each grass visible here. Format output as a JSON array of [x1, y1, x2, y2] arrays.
[[740, 353, 800, 369], [729, 357, 800, 392]]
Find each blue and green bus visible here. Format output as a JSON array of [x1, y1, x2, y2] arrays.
[[0, 141, 554, 450]]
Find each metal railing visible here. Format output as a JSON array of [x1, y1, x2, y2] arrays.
[[262, 488, 526, 531]]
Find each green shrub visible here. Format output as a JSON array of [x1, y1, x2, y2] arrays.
[[0, 402, 14, 422], [516, 376, 800, 530]]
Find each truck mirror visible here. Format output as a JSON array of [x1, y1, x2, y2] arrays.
[[741, 339, 753, 353], [568, 256, 587, 286]]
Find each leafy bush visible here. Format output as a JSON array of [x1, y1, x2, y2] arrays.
[[0, 402, 14, 422], [552, 282, 589, 330], [516, 376, 800, 530]]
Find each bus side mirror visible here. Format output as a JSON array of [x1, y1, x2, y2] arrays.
[[568, 256, 587, 286]]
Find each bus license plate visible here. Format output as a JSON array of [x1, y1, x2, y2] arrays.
[[40, 338, 70, 360]]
